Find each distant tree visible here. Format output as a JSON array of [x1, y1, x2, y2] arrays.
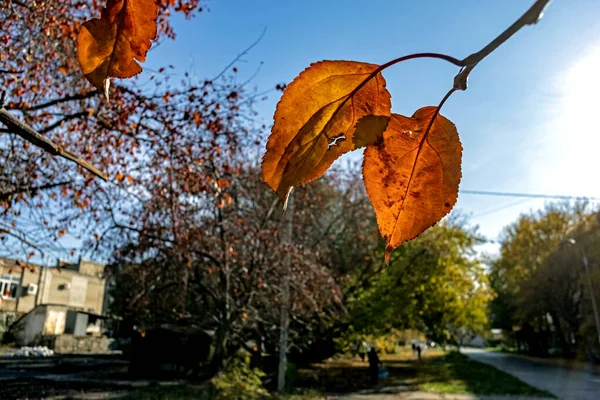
[[537, 212, 600, 359], [489, 202, 596, 356], [107, 165, 370, 374]]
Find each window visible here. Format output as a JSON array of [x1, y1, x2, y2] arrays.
[[0, 274, 20, 299]]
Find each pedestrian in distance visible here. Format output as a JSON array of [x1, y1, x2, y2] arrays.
[[367, 346, 381, 384]]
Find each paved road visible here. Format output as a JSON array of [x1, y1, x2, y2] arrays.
[[462, 348, 600, 400]]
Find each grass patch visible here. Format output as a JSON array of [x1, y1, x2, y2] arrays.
[[126, 384, 212, 400], [417, 352, 554, 397], [485, 346, 518, 353], [289, 349, 553, 398], [275, 389, 326, 400]]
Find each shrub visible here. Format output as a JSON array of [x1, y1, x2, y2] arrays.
[[211, 350, 270, 400]]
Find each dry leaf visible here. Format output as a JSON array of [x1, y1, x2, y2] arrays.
[[262, 60, 391, 206], [77, 0, 158, 100], [363, 108, 462, 263]]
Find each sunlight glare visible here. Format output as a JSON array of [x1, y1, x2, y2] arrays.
[[564, 49, 600, 125], [540, 47, 600, 197]]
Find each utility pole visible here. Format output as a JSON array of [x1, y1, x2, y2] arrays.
[[278, 192, 294, 392], [581, 251, 600, 346]]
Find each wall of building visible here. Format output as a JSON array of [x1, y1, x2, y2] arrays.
[[0, 259, 106, 315], [17, 267, 42, 313], [13, 304, 47, 346], [78, 260, 105, 278], [39, 268, 106, 314]]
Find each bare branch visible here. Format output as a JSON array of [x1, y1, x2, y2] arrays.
[[455, 0, 552, 90], [39, 112, 88, 134], [211, 27, 267, 82], [11, 0, 30, 10], [8, 91, 98, 112], [0, 95, 107, 181], [0, 180, 72, 202], [0, 228, 43, 254]]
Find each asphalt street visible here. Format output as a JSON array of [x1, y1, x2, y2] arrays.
[[462, 348, 600, 400]]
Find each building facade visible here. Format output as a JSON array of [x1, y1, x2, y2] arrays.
[[0, 258, 106, 315]]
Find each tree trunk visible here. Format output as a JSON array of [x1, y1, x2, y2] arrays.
[[550, 310, 571, 357], [207, 323, 229, 376]]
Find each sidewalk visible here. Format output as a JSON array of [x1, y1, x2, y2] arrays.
[[329, 388, 555, 400], [463, 348, 600, 400], [491, 351, 600, 374]]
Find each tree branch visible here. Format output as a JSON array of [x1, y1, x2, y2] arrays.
[[454, 0, 551, 90], [0, 228, 43, 254], [0, 180, 72, 202], [9, 91, 98, 112], [0, 95, 107, 181], [39, 112, 88, 134]]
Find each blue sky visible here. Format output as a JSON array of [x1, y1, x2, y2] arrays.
[[143, 0, 600, 252]]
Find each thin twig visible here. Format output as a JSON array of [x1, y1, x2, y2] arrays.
[[39, 112, 88, 134], [11, 0, 30, 10], [0, 97, 107, 181], [0, 180, 72, 202], [211, 27, 267, 82], [8, 91, 97, 112], [454, 0, 551, 90], [7, 0, 20, 18], [0, 229, 43, 254]]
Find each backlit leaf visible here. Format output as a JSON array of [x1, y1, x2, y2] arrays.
[[363, 108, 462, 263], [262, 61, 391, 206], [77, 0, 158, 100]]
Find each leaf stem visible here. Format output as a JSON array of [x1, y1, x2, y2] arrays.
[[330, 53, 464, 129], [423, 88, 457, 139], [379, 53, 464, 71]]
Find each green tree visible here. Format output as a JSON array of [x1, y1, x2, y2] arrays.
[[347, 215, 492, 346]]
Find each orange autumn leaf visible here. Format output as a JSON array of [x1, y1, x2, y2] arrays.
[[363, 108, 462, 263], [262, 61, 391, 207], [77, 0, 158, 100], [193, 112, 201, 126], [116, 172, 125, 182]]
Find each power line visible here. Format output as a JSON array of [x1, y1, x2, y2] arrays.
[[472, 198, 532, 218], [460, 190, 600, 201]]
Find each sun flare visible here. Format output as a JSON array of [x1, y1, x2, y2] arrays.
[[540, 47, 600, 196]]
